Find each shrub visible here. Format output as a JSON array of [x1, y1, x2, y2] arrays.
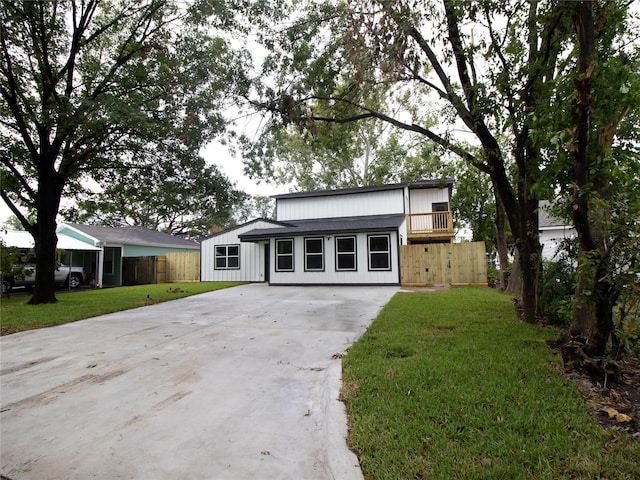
[[540, 239, 577, 325]]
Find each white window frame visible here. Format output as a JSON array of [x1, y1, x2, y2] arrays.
[[335, 236, 357, 271], [304, 237, 324, 272], [368, 234, 391, 271], [275, 238, 294, 272]]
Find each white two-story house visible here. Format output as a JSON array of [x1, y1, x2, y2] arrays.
[[200, 179, 454, 285]]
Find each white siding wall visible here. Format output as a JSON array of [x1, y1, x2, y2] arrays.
[[540, 227, 576, 260], [201, 221, 277, 282], [408, 188, 450, 213], [398, 219, 408, 246], [277, 189, 405, 221], [269, 231, 400, 285]]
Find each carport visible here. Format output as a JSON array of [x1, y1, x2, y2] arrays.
[[0, 230, 101, 288], [0, 284, 398, 479]]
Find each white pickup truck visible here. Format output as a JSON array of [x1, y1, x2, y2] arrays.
[[2, 262, 86, 292]]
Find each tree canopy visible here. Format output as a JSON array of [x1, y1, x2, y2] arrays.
[[0, 0, 255, 302], [242, 0, 639, 355]]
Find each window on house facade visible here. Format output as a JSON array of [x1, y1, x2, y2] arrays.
[[432, 202, 449, 212], [335, 236, 357, 271], [304, 237, 324, 271], [276, 238, 294, 271], [215, 244, 240, 270], [368, 234, 391, 271]]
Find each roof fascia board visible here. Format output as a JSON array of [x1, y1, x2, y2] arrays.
[[58, 222, 100, 245], [273, 178, 455, 201]]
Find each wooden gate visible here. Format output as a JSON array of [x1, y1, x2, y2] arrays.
[[122, 256, 157, 285], [164, 252, 200, 282], [400, 242, 487, 286]]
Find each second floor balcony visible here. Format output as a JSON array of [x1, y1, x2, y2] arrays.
[[407, 211, 454, 241]]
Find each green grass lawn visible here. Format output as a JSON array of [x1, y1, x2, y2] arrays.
[[342, 287, 640, 480], [0, 282, 243, 335]]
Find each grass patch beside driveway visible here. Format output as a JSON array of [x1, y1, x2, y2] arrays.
[[342, 287, 640, 479], [0, 282, 243, 335]]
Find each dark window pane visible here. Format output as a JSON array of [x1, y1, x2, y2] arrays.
[[337, 254, 355, 270], [306, 255, 323, 270], [215, 246, 226, 256], [277, 240, 293, 254], [228, 257, 239, 268], [369, 236, 389, 251], [306, 239, 323, 254], [228, 246, 239, 256], [215, 258, 226, 268], [370, 253, 389, 269], [337, 237, 355, 252], [277, 256, 293, 270]]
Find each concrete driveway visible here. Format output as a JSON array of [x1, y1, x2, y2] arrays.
[[0, 284, 398, 480]]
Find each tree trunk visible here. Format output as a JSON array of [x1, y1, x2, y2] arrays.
[[494, 191, 509, 290], [570, 259, 614, 357], [518, 194, 542, 323], [566, 1, 613, 358], [505, 248, 522, 296], [27, 165, 65, 305]]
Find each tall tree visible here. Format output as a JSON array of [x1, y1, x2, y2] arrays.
[[544, 1, 640, 358], [0, 0, 252, 303], [246, 0, 578, 323], [64, 155, 247, 239], [242, 84, 443, 190]]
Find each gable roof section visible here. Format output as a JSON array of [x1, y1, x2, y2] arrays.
[[538, 201, 569, 229], [200, 218, 290, 241], [272, 178, 454, 200], [239, 214, 405, 241], [62, 223, 198, 249]]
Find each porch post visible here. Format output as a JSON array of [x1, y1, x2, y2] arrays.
[[96, 243, 104, 288]]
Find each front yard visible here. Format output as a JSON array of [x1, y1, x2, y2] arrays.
[[0, 282, 242, 335], [342, 287, 640, 479]]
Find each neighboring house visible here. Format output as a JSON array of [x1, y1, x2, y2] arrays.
[[201, 179, 455, 285], [538, 201, 576, 260], [58, 223, 199, 286], [1, 230, 101, 290]]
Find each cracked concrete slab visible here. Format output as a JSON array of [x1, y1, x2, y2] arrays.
[[0, 284, 397, 480]]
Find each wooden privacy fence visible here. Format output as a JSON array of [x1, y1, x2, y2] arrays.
[[400, 242, 487, 286], [160, 252, 200, 283], [122, 257, 158, 285]]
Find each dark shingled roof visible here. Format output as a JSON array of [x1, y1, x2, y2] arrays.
[[199, 218, 289, 242], [272, 178, 454, 200], [238, 214, 406, 241], [65, 223, 199, 249]]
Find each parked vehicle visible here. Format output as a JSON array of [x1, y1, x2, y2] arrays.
[[2, 262, 85, 292]]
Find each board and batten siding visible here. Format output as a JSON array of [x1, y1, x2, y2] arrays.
[[540, 227, 576, 260], [201, 220, 278, 282], [269, 231, 400, 285], [276, 189, 406, 221], [408, 188, 450, 213]]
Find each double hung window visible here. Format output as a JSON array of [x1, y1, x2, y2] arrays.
[[368, 235, 391, 271], [276, 238, 294, 271], [304, 237, 324, 271], [335, 236, 357, 271]]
